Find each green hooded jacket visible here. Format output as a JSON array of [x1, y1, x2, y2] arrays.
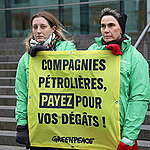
[[88, 34, 150, 141], [15, 40, 76, 126]]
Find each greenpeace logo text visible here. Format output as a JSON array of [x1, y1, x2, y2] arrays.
[[52, 136, 95, 144]]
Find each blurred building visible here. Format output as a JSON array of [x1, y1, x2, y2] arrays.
[[0, 0, 149, 38]]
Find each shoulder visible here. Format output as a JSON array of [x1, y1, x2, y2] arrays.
[[88, 37, 104, 50], [88, 43, 99, 50], [122, 35, 147, 62], [128, 45, 147, 61], [56, 40, 76, 51], [132, 48, 148, 65], [19, 52, 29, 61], [18, 52, 30, 68], [123, 45, 148, 68]]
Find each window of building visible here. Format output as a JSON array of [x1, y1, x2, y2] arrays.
[[0, 0, 148, 38], [14, 0, 29, 4]]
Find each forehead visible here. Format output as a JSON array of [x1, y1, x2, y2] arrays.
[[101, 15, 119, 24], [32, 17, 49, 25]]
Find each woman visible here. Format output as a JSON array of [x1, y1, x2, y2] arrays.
[[15, 11, 76, 149], [88, 8, 150, 150]]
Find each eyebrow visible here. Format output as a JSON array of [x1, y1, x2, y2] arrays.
[[101, 22, 116, 26]]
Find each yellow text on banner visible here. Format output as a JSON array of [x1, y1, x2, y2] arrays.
[[28, 50, 120, 150]]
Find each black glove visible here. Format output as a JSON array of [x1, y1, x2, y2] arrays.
[[16, 125, 30, 149], [28, 45, 49, 57]]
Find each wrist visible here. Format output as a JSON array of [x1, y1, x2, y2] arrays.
[[17, 125, 28, 131], [121, 137, 135, 146]]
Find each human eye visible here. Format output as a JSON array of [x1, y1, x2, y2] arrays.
[[32, 25, 38, 30], [100, 24, 106, 29], [108, 23, 115, 28], [40, 24, 48, 29]]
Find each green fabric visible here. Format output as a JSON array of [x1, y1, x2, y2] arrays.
[[88, 34, 150, 141], [15, 40, 76, 126]]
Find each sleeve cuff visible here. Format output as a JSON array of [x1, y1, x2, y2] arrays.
[[17, 119, 27, 126], [121, 137, 135, 146]]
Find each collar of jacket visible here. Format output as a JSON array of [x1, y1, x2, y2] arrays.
[[94, 34, 132, 53]]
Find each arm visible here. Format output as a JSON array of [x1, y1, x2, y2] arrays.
[[118, 51, 150, 150], [122, 53, 150, 142], [15, 53, 29, 126]]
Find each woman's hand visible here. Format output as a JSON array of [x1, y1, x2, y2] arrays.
[[28, 45, 49, 57], [105, 44, 122, 56], [16, 125, 30, 149]]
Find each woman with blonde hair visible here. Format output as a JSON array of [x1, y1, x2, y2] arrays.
[[15, 11, 76, 150]]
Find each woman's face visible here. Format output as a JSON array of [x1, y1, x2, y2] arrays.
[[100, 15, 122, 42], [32, 17, 55, 42]]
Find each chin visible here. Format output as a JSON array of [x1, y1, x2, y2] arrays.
[[36, 39, 44, 42], [103, 37, 113, 42], [104, 39, 113, 42]]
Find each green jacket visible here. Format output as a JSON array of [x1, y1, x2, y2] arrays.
[[88, 34, 150, 141], [15, 40, 76, 126]]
